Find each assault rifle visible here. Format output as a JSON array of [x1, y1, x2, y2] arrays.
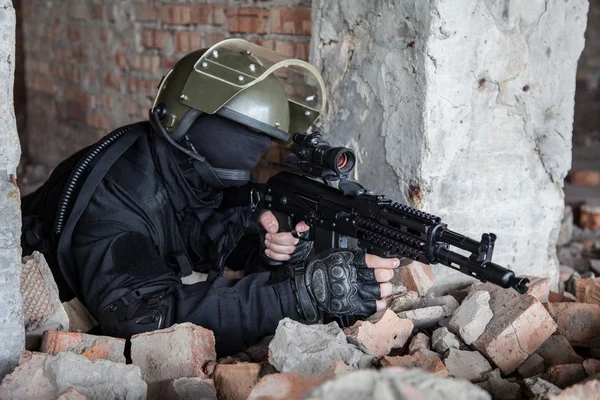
[[262, 132, 529, 294]]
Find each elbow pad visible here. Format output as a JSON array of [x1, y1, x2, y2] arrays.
[[98, 286, 175, 338]]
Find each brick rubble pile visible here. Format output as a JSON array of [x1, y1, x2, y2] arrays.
[[4, 188, 600, 400]]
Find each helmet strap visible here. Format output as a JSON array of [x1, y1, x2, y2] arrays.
[[150, 107, 252, 188]]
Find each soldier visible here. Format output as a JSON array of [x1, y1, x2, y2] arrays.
[[21, 39, 399, 356]]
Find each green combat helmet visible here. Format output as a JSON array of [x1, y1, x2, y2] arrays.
[[151, 38, 326, 146]]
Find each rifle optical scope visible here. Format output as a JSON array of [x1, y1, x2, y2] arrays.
[[292, 132, 356, 176]]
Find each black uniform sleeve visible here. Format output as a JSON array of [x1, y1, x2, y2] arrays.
[[71, 219, 301, 356]]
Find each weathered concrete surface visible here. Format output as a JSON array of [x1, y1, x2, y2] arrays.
[[0, 0, 24, 380], [311, 0, 589, 291], [305, 368, 491, 400]]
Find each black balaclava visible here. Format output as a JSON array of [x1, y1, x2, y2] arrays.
[[186, 114, 272, 171]]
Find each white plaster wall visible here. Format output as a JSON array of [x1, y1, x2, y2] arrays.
[[0, 0, 24, 379], [311, 0, 589, 291]]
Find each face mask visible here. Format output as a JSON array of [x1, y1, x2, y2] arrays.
[[187, 114, 272, 171]]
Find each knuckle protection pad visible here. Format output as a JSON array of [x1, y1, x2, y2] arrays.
[[306, 249, 377, 317]]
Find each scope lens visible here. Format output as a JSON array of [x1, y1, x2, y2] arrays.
[[337, 153, 349, 170]]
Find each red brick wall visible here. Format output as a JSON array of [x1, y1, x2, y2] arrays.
[[574, 2, 600, 146], [17, 0, 311, 181]]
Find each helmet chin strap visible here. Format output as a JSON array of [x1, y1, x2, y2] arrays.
[[150, 107, 252, 188]]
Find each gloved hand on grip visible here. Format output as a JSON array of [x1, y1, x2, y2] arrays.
[[290, 248, 400, 323]]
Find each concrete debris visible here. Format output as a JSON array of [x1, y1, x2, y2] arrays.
[[556, 205, 574, 247], [380, 350, 448, 377], [392, 261, 435, 296], [62, 298, 98, 334], [0, 352, 56, 399], [387, 291, 419, 313], [545, 302, 600, 347], [171, 377, 217, 400], [548, 379, 600, 400], [473, 293, 557, 374], [213, 363, 261, 400], [517, 353, 546, 378], [560, 243, 591, 274], [583, 359, 600, 376], [305, 368, 491, 400], [0, 351, 146, 400], [130, 322, 216, 400], [591, 260, 600, 276], [444, 348, 492, 382], [416, 295, 460, 313], [247, 373, 330, 400], [476, 369, 520, 400], [20, 252, 69, 350], [431, 327, 460, 354], [449, 291, 493, 345], [40, 331, 125, 363], [326, 360, 356, 376], [536, 335, 584, 367], [268, 318, 370, 376], [397, 306, 447, 328], [547, 364, 587, 389], [523, 377, 562, 399], [408, 332, 430, 354], [344, 309, 413, 357]]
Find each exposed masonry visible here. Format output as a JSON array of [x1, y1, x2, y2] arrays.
[[311, 0, 589, 291], [18, 0, 311, 183]]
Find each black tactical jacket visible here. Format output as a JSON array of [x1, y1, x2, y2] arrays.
[[21, 122, 301, 355]]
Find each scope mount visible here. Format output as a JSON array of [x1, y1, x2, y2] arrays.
[[286, 132, 367, 195]]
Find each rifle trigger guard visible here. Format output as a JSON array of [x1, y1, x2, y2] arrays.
[[292, 230, 309, 241]]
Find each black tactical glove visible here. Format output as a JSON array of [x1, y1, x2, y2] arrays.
[[291, 248, 380, 323]]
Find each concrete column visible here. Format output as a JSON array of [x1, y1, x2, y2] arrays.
[[310, 0, 589, 291], [0, 0, 24, 379]]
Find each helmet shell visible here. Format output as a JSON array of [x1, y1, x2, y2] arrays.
[[152, 39, 326, 144]]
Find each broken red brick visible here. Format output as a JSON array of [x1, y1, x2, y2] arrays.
[[247, 372, 330, 400], [213, 363, 261, 400], [408, 332, 430, 354], [344, 309, 413, 357], [575, 278, 600, 305], [473, 294, 557, 374], [380, 350, 448, 377], [568, 169, 600, 187], [580, 201, 600, 229], [547, 364, 587, 389], [40, 331, 125, 363], [525, 276, 551, 302], [392, 261, 434, 296], [55, 387, 87, 400], [244, 336, 272, 363], [536, 335, 584, 367], [549, 291, 575, 302], [545, 302, 600, 347], [131, 322, 216, 398]]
